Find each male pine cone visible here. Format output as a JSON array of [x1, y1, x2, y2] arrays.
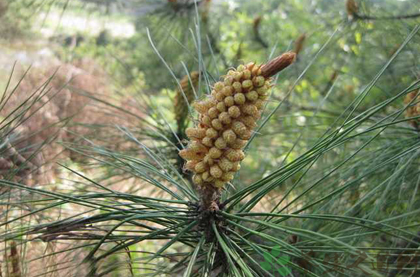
[[174, 71, 200, 130], [179, 52, 295, 189]]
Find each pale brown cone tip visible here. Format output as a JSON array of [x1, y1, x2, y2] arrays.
[[261, 52, 296, 78]]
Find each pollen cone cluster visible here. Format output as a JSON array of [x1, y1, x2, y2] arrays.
[[404, 90, 420, 129], [179, 53, 295, 189], [174, 71, 200, 130]]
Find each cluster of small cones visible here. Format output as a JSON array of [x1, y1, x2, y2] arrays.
[[174, 71, 200, 131], [179, 52, 295, 189]]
